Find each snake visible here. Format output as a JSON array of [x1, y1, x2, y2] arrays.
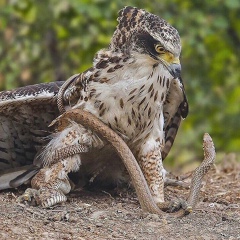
[[50, 108, 216, 217]]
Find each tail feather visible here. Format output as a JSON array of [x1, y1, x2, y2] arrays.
[[0, 165, 40, 190]]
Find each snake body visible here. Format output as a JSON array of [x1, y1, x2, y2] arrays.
[[50, 109, 160, 213], [50, 109, 216, 216], [187, 133, 215, 208]]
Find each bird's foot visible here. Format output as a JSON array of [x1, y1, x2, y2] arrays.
[[157, 198, 192, 215], [164, 171, 190, 189], [17, 167, 71, 208], [17, 188, 39, 206], [17, 187, 68, 208], [164, 177, 190, 188]]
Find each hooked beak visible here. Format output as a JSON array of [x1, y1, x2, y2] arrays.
[[158, 53, 181, 78], [169, 63, 181, 78]]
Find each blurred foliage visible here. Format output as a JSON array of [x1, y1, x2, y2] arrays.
[[0, 0, 239, 166]]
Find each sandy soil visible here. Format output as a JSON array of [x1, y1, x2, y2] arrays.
[[0, 157, 239, 240]]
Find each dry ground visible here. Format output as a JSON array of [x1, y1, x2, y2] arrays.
[[0, 156, 239, 240]]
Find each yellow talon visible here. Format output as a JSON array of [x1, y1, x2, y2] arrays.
[[23, 194, 31, 201], [186, 206, 193, 214]]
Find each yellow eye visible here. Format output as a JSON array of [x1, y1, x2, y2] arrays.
[[155, 44, 165, 54]]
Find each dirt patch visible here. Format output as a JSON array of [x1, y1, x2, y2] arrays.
[[0, 158, 239, 240]]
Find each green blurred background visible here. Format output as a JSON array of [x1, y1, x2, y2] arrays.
[[0, 0, 239, 170]]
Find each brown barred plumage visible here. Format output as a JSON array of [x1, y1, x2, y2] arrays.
[[1, 7, 189, 213]]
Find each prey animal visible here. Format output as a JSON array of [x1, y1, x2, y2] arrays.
[[0, 7, 189, 211]]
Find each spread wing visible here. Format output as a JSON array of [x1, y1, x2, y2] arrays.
[[162, 77, 188, 160], [0, 81, 63, 189]]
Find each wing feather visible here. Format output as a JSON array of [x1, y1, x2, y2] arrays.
[[162, 77, 188, 160], [0, 81, 63, 189]]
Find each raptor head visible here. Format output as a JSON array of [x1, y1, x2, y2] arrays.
[[110, 6, 181, 78]]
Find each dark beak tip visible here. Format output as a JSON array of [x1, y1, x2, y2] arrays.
[[170, 63, 181, 78]]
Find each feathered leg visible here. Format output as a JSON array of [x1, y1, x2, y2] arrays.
[[138, 139, 190, 213], [18, 122, 104, 207], [18, 157, 78, 207]]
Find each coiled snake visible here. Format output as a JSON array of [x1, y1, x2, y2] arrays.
[[50, 108, 216, 217]]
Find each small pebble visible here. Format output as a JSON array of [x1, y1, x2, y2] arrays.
[[96, 222, 103, 227]]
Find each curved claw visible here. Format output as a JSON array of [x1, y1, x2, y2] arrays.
[[17, 188, 39, 206], [183, 205, 193, 215], [177, 200, 192, 217], [168, 200, 182, 213]]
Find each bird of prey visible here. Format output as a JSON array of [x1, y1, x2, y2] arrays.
[[0, 6, 188, 208]]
